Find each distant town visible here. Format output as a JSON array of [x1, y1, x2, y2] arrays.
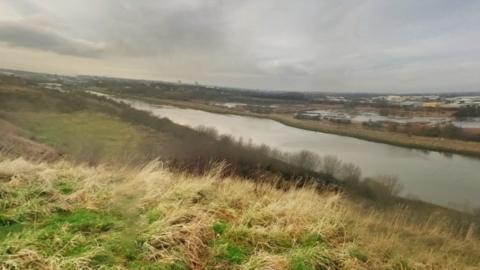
[[2, 67, 480, 131], [2, 68, 480, 106]]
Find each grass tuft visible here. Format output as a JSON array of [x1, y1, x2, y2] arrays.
[[212, 220, 229, 235], [349, 248, 368, 263], [56, 181, 76, 194]]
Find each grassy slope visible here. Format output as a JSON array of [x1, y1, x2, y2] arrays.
[[134, 97, 480, 158], [0, 156, 479, 270], [1, 84, 337, 182], [7, 111, 150, 162], [0, 81, 479, 269], [0, 118, 59, 160], [0, 83, 173, 164]]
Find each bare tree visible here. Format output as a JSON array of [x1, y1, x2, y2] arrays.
[[472, 207, 480, 218], [339, 162, 362, 184], [375, 174, 403, 196], [196, 126, 219, 139], [258, 144, 272, 156], [289, 150, 322, 171], [322, 155, 341, 177]]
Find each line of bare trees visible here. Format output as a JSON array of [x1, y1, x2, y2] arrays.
[[255, 147, 404, 201]]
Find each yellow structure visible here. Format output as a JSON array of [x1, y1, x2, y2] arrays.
[[422, 102, 442, 108]]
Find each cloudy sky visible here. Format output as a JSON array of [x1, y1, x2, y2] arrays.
[[0, 0, 479, 92]]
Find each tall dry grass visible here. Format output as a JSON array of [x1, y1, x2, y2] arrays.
[[0, 156, 478, 269]]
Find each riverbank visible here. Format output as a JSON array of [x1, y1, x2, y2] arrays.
[[132, 96, 480, 158]]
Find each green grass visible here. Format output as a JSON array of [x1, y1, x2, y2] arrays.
[[0, 220, 23, 240], [212, 220, 229, 235], [349, 248, 368, 263], [288, 246, 332, 270], [146, 209, 164, 224], [0, 182, 145, 268], [209, 220, 333, 267], [56, 181, 76, 194], [11, 111, 148, 161], [45, 209, 118, 233], [216, 242, 247, 264]]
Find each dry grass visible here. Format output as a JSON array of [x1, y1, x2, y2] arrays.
[[345, 201, 480, 270], [0, 156, 479, 269], [0, 119, 59, 160]]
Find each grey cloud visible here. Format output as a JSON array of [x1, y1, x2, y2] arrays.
[[98, 1, 228, 56], [0, 20, 105, 57], [1, 0, 480, 92]]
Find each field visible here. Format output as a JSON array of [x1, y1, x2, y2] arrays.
[[0, 82, 180, 165], [0, 156, 479, 269], [6, 111, 152, 163]]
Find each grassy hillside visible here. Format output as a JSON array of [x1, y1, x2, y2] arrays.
[[0, 118, 58, 160], [0, 81, 333, 181], [0, 156, 479, 269], [1, 77, 480, 269], [7, 111, 154, 163], [0, 80, 168, 164]]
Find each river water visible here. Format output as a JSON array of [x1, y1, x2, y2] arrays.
[[108, 96, 480, 209]]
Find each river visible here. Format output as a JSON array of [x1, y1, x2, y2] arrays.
[[101, 94, 480, 209]]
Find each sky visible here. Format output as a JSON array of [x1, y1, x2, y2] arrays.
[[0, 0, 479, 93]]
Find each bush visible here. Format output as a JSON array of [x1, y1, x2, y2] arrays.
[[287, 150, 322, 172], [322, 155, 341, 177], [339, 163, 362, 185]]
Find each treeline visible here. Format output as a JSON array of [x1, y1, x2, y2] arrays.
[[267, 147, 480, 217], [362, 121, 480, 142], [402, 123, 477, 140], [455, 105, 480, 117], [85, 77, 306, 105], [258, 147, 406, 203]]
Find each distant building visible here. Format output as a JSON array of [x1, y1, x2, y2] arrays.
[[385, 95, 405, 102], [326, 96, 346, 102], [38, 83, 63, 91], [399, 101, 422, 107], [422, 102, 442, 108], [423, 95, 440, 101], [440, 103, 463, 109]]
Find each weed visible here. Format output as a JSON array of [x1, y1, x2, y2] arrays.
[[216, 242, 246, 264], [46, 209, 118, 233], [212, 220, 229, 235], [146, 209, 163, 224], [349, 248, 368, 262], [56, 181, 76, 194]]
